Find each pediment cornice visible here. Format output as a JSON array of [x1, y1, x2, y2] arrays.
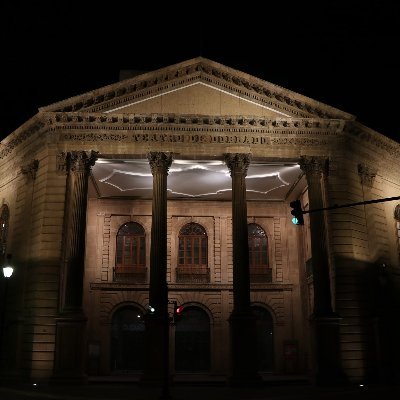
[[47, 112, 345, 131], [39, 57, 354, 121]]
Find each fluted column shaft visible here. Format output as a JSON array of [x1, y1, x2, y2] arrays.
[[300, 156, 333, 316], [225, 153, 259, 385], [300, 156, 346, 385], [225, 153, 251, 313], [53, 150, 97, 383], [142, 152, 172, 388], [62, 151, 97, 311]]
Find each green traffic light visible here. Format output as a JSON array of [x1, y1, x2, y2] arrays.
[[290, 199, 304, 225]]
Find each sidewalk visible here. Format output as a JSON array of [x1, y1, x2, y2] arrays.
[[0, 381, 399, 400]]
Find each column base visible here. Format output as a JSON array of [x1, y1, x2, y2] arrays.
[[140, 313, 170, 389], [315, 370, 348, 386], [229, 310, 262, 386], [50, 373, 88, 386], [228, 374, 263, 387], [311, 314, 348, 386]]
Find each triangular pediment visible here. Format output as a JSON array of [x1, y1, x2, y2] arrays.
[[40, 57, 354, 121], [104, 81, 289, 118]]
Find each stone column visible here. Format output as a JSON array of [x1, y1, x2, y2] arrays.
[[224, 153, 260, 385], [142, 152, 172, 391], [299, 155, 346, 385], [53, 150, 97, 383]]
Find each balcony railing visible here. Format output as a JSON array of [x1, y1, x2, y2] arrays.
[[250, 267, 272, 283], [113, 266, 147, 283], [176, 266, 210, 283]]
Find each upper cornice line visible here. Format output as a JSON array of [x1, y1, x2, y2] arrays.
[[45, 112, 345, 131]]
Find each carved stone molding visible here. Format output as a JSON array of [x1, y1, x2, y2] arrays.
[[56, 153, 67, 174], [358, 163, 377, 187], [50, 112, 344, 130], [0, 120, 45, 159], [346, 122, 400, 158], [21, 159, 39, 181]]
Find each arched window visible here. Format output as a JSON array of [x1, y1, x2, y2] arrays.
[[248, 223, 271, 283], [177, 223, 209, 283], [114, 222, 146, 282], [0, 205, 10, 258], [110, 306, 145, 371]]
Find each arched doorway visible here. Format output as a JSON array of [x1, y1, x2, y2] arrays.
[[252, 306, 274, 372], [175, 306, 210, 372], [110, 306, 145, 372]]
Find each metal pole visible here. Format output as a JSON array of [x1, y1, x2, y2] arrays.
[[302, 195, 400, 215], [0, 277, 9, 366]]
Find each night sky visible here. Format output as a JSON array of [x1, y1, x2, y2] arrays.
[[1, 2, 399, 143]]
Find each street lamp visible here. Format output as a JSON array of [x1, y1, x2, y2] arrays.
[[2, 253, 13, 278], [3, 265, 13, 278]]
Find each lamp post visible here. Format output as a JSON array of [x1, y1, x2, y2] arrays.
[[0, 254, 13, 365]]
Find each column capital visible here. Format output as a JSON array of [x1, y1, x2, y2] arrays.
[[299, 156, 328, 178], [147, 152, 173, 175], [66, 151, 98, 173], [358, 163, 377, 187], [394, 204, 400, 221], [21, 159, 39, 181], [224, 153, 251, 176]]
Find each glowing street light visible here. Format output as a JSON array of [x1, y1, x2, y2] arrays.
[[3, 266, 13, 278]]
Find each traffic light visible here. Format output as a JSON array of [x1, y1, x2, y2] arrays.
[[173, 304, 184, 323], [290, 200, 304, 225]]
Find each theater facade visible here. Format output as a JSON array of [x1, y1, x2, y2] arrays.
[[0, 57, 399, 385]]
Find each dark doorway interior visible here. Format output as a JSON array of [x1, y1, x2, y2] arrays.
[[252, 306, 274, 371], [110, 306, 144, 372], [175, 306, 210, 372]]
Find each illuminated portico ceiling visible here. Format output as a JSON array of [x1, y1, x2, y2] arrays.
[[91, 159, 302, 201]]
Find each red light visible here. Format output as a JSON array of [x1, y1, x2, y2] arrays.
[[176, 305, 184, 314]]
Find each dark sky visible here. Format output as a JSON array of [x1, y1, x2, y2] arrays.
[[1, 2, 399, 143]]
